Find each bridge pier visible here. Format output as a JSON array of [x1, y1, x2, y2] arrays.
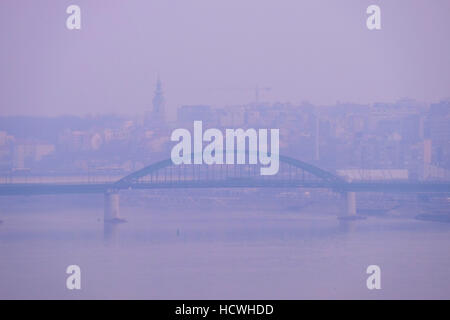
[[346, 191, 356, 216], [104, 190, 124, 223], [338, 191, 365, 221]]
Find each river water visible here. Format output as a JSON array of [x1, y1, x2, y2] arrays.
[[0, 193, 450, 299]]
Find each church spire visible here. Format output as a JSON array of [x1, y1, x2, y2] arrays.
[[152, 74, 165, 124]]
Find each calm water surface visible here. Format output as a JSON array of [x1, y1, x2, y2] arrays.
[[0, 195, 449, 299]]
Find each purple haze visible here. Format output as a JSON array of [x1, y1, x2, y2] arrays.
[[1, 0, 450, 117]]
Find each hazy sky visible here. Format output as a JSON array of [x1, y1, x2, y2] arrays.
[[1, 0, 449, 118]]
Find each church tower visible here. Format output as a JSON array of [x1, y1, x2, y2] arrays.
[[151, 75, 165, 124]]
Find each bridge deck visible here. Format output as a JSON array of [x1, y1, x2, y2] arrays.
[[1, 180, 449, 195]]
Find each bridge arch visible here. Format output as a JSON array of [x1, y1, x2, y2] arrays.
[[113, 154, 342, 188]]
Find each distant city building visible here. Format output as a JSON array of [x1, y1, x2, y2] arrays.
[[424, 139, 432, 165], [177, 105, 214, 125], [13, 144, 32, 169], [1, 99, 448, 179], [34, 144, 55, 161], [0, 131, 8, 146], [13, 143, 54, 169], [426, 101, 450, 168]]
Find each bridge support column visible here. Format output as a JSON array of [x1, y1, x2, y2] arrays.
[[346, 191, 357, 216], [104, 190, 121, 222], [339, 191, 365, 222]]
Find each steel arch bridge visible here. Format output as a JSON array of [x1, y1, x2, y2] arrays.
[[113, 154, 344, 190], [1, 154, 450, 195]]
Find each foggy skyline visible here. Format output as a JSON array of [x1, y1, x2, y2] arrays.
[[1, 0, 450, 118]]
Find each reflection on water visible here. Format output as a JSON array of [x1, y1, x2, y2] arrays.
[[103, 222, 118, 246], [0, 195, 450, 299], [338, 220, 357, 234]]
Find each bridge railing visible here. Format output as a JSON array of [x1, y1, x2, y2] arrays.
[[0, 175, 124, 185]]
